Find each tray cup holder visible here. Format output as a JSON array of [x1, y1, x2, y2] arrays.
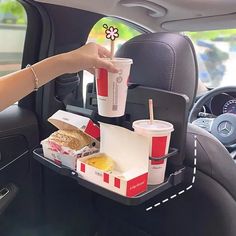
[[148, 147, 179, 186], [149, 147, 178, 162]]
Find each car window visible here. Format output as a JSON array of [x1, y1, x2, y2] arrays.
[[186, 30, 236, 89], [83, 17, 141, 102], [0, 0, 27, 77]]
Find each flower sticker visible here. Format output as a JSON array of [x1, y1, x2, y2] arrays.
[[103, 24, 119, 41]]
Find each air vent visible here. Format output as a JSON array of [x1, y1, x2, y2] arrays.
[[120, 0, 167, 18]]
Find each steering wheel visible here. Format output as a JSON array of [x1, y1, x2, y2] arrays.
[[189, 86, 236, 146]]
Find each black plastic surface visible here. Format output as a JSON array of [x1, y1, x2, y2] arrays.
[[125, 86, 188, 170], [77, 85, 189, 171], [0, 136, 28, 169], [33, 148, 185, 206], [0, 106, 39, 149], [38, 86, 189, 204], [0, 183, 18, 215], [149, 148, 178, 161]]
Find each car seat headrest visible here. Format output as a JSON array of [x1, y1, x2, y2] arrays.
[[116, 32, 198, 110]]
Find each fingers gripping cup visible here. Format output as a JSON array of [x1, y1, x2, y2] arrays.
[[95, 58, 133, 117], [133, 120, 174, 185]]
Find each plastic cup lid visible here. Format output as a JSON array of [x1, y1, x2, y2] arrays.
[[103, 57, 133, 64], [133, 119, 174, 133]]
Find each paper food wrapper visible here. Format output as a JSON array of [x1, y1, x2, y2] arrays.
[[41, 110, 100, 170], [77, 123, 149, 197]]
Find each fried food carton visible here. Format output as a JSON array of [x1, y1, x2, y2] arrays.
[[41, 110, 100, 170], [77, 123, 149, 197]]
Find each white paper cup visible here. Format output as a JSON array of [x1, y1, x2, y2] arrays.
[[133, 120, 174, 185], [95, 58, 133, 117]]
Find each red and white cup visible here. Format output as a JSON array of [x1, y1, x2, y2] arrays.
[[95, 58, 133, 117], [133, 120, 174, 185]]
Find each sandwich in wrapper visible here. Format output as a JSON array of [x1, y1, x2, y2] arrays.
[[48, 129, 91, 151], [41, 110, 100, 170]]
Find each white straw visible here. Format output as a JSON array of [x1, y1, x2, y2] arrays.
[[111, 40, 115, 59], [149, 99, 154, 124]]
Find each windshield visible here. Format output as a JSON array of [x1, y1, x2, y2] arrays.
[[186, 30, 236, 89]]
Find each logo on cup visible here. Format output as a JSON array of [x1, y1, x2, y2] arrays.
[[116, 69, 123, 83], [116, 76, 123, 83]]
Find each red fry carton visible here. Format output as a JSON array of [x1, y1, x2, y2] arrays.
[[77, 122, 149, 197], [41, 110, 100, 170]]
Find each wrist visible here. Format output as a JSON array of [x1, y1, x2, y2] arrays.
[[52, 53, 70, 75], [32, 53, 70, 87], [61, 50, 85, 74], [59, 52, 75, 74]]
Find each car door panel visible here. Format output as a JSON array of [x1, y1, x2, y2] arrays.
[[0, 106, 39, 145], [0, 105, 39, 216], [0, 105, 39, 177], [0, 135, 28, 170]]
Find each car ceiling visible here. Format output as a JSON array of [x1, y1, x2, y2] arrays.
[[34, 0, 236, 32]]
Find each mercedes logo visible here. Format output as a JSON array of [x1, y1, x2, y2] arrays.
[[218, 121, 233, 136]]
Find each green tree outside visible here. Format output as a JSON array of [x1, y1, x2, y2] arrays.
[[0, 0, 26, 24], [89, 17, 141, 44]]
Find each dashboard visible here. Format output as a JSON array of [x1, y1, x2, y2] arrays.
[[204, 92, 236, 116], [195, 91, 236, 147]]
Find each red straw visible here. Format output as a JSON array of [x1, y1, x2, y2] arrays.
[[149, 99, 154, 124]]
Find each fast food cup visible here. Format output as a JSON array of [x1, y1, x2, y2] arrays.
[[133, 120, 174, 185], [95, 58, 133, 117]]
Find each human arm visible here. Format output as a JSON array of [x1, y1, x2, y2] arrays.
[[0, 43, 117, 111]]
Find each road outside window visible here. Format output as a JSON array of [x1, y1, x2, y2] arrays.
[[186, 30, 236, 89], [0, 0, 27, 77]]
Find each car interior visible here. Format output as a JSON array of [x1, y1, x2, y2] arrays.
[[1, 0, 236, 235]]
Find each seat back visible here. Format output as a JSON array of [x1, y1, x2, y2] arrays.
[[116, 32, 198, 110], [111, 32, 236, 236]]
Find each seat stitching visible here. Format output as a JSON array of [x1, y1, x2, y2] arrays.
[[188, 132, 236, 199]]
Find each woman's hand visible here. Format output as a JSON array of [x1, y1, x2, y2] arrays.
[[0, 42, 118, 111], [63, 42, 118, 74]]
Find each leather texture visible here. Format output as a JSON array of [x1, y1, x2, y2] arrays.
[[186, 124, 236, 200], [116, 32, 236, 198], [113, 32, 236, 235], [116, 32, 198, 110]]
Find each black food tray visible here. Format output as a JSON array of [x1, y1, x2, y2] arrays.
[[74, 85, 189, 172], [33, 148, 185, 206]]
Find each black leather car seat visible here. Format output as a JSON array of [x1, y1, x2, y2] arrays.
[[95, 33, 236, 236]]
